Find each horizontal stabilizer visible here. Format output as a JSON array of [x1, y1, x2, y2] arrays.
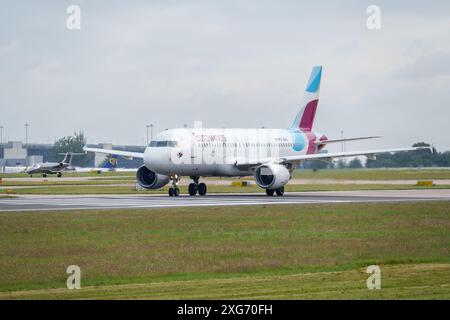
[[317, 136, 381, 145]]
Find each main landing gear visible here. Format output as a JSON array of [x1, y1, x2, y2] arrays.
[[266, 186, 284, 197], [167, 175, 208, 197], [168, 174, 181, 197], [188, 176, 207, 196]]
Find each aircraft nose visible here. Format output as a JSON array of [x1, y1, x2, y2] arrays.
[[28, 165, 39, 173], [144, 147, 169, 172], [143, 148, 154, 167]]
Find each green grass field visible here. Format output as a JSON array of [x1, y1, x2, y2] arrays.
[[0, 180, 135, 187], [0, 201, 449, 299], [1, 183, 449, 195], [292, 168, 450, 180], [2, 168, 450, 181]]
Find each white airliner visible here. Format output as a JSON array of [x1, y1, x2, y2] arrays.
[[84, 66, 427, 197]]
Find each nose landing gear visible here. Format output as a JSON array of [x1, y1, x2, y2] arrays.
[[168, 174, 181, 197], [168, 187, 180, 197]]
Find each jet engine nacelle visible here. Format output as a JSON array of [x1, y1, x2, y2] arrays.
[[254, 163, 290, 189], [136, 165, 170, 189]]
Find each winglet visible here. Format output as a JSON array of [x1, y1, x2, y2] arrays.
[[305, 66, 322, 93]]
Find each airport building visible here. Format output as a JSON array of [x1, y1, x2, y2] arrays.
[[0, 141, 144, 171], [0, 141, 44, 168]]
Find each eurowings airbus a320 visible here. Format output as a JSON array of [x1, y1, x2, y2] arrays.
[[84, 66, 427, 197]]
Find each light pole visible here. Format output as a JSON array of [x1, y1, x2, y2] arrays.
[[146, 124, 154, 145], [340, 130, 345, 152], [25, 123, 29, 146], [0, 125, 3, 158]]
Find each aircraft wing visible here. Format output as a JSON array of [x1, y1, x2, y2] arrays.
[[83, 147, 145, 159], [235, 146, 431, 167], [48, 167, 75, 173]]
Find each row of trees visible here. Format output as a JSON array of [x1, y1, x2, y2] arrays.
[[54, 131, 93, 166], [365, 142, 450, 168]]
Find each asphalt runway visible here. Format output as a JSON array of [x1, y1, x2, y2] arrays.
[[0, 190, 449, 212]]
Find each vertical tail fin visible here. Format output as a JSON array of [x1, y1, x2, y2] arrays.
[[290, 66, 322, 132], [61, 153, 72, 165], [101, 155, 118, 169]]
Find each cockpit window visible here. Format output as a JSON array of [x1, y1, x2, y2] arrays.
[[149, 140, 178, 147], [156, 141, 167, 147]]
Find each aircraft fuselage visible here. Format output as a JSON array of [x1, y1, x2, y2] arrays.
[[144, 128, 325, 177]]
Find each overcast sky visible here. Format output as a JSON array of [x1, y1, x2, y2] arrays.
[[1, 1, 449, 151]]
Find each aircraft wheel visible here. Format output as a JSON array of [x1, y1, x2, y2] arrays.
[[197, 183, 207, 196], [174, 187, 180, 197], [168, 188, 174, 197], [188, 183, 197, 196], [43, 174, 47, 178], [275, 186, 285, 196], [266, 189, 275, 196], [57, 173, 62, 178]]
